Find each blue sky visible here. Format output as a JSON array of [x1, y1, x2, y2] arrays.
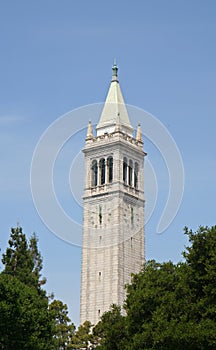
[[0, 1, 216, 325]]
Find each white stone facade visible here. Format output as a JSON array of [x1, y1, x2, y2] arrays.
[[80, 65, 146, 325]]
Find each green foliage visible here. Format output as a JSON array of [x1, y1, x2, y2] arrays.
[[93, 226, 216, 350], [183, 226, 216, 305], [93, 305, 126, 350], [0, 227, 54, 349], [2, 227, 45, 291], [0, 273, 52, 350], [69, 320, 93, 349], [49, 299, 75, 350], [0, 226, 96, 350]]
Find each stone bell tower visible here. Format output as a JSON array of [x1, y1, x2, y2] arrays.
[[80, 63, 146, 325]]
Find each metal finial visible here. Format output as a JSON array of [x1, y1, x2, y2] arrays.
[[112, 59, 118, 82]]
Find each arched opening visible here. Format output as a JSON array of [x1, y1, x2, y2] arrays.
[[99, 158, 105, 185], [134, 162, 139, 189], [92, 160, 98, 187], [129, 159, 133, 186], [107, 156, 113, 183], [123, 157, 127, 184]]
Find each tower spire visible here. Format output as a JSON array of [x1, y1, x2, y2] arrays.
[[96, 62, 133, 136]]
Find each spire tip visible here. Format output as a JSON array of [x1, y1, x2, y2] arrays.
[[112, 59, 118, 82]]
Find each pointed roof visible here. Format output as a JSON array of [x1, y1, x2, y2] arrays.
[[96, 63, 133, 136]]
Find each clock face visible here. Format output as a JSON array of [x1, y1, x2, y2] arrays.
[[122, 204, 133, 224], [89, 203, 113, 228], [122, 203, 142, 230]]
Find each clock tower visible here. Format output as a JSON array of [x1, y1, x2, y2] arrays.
[[80, 63, 146, 325]]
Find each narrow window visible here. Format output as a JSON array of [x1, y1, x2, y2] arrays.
[[99, 206, 102, 225], [99, 158, 105, 185], [129, 160, 133, 186], [107, 156, 113, 183], [92, 160, 98, 187], [98, 309, 101, 316], [134, 162, 139, 189], [123, 157, 127, 184], [131, 207, 134, 224]]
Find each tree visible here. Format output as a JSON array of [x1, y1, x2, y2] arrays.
[[182, 226, 216, 348], [183, 226, 216, 304], [0, 227, 54, 349], [93, 226, 216, 350], [1, 226, 96, 349], [125, 261, 194, 350], [2, 226, 45, 291], [0, 273, 53, 350], [93, 305, 126, 350], [69, 320, 93, 349], [49, 299, 76, 350]]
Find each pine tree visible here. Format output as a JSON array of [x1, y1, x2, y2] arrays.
[[2, 226, 45, 291], [0, 226, 53, 349]]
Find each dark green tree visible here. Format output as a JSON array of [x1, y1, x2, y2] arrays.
[[2, 226, 45, 291], [49, 299, 76, 350], [125, 261, 193, 350], [0, 273, 52, 350], [93, 226, 216, 350], [93, 305, 126, 350], [181, 226, 216, 348], [69, 320, 93, 349], [0, 227, 54, 349]]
